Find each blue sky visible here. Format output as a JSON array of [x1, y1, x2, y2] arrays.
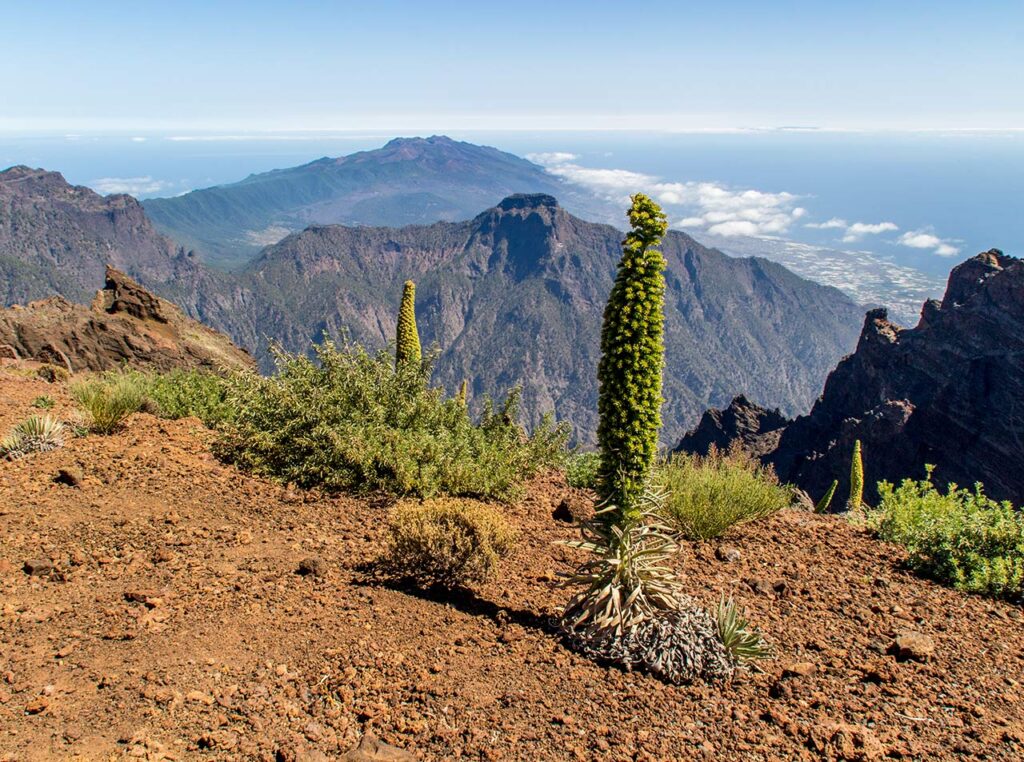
[[2, 0, 1022, 132]]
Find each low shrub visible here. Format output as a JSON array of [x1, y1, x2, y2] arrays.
[[384, 498, 516, 588], [142, 369, 235, 427], [864, 467, 1024, 600], [215, 341, 567, 500], [655, 445, 790, 540], [31, 395, 55, 410], [715, 594, 771, 666], [1, 415, 65, 460], [71, 373, 147, 434], [565, 451, 601, 489]]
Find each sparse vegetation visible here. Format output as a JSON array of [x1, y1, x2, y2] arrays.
[[656, 445, 790, 540], [715, 595, 772, 667], [384, 498, 516, 588], [215, 340, 567, 500], [1, 415, 65, 460], [815, 480, 838, 514], [36, 364, 69, 384], [564, 451, 600, 489], [31, 395, 55, 410], [848, 439, 864, 511], [71, 372, 147, 434], [864, 467, 1024, 600], [141, 368, 235, 426]]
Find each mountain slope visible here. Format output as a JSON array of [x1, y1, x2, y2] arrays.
[[245, 194, 864, 444], [144, 136, 610, 270], [767, 249, 1024, 506], [0, 166, 863, 444]]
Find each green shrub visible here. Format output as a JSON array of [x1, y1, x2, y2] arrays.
[[385, 498, 516, 588], [565, 451, 601, 489], [865, 467, 1024, 600], [656, 445, 790, 540], [71, 372, 148, 434], [31, 395, 55, 410], [215, 340, 567, 500], [142, 369, 235, 427], [1, 415, 65, 460]]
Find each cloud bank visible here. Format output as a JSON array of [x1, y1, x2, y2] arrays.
[[89, 176, 171, 196], [804, 217, 899, 242], [528, 153, 805, 238], [898, 230, 960, 257]]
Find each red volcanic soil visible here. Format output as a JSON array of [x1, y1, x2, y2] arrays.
[[1, 367, 1022, 761]]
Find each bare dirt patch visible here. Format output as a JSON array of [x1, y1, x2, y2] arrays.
[[1, 371, 1023, 760]]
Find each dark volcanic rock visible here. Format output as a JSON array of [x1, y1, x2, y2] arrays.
[[673, 394, 790, 457], [0, 267, 255, 373], [768, 250, 1024, 506]]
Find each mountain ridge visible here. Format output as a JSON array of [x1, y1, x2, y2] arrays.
[[143, 136, 612, 270], [1, 164, 864, 445]]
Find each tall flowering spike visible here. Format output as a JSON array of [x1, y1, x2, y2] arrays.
[[848, 439, 864, 511], [395, 280, 421, 368], [596, 193, 669, 524], [456, 378, 469, 406]]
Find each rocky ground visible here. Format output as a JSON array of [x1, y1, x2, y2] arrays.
[[2, 366, 1023, 761]]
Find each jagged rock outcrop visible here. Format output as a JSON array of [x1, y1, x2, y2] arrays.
[[673, 395, 790, 458], [0, 266, 255, 373], [767, 250, 1024, 506]]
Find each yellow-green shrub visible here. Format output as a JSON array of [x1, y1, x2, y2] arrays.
[[656, 445, 790, 540], [385, 498, 516, 588], [71, 373, 147, 434]]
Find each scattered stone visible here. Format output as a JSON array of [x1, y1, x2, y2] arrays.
[[889, 631, 936, 662], [297, 557, 326, 577], [782, 662, 817, 678], [24, 696, 49, 715], [197, 730, 238, 751], [125, 589, 163, 607], [807, 721, 885, 761], [340, 732, 416, 761], [53, 467, 83, 487], [715, 545, 742, 563], [23, 559, 54, 577], [186, 690, 215, 705], [744, 577, 774, 595], [0, 343, 19, 360]]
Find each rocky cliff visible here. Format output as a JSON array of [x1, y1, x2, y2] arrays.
[[0, 267, 255, 373], [765, 250, 1024, 506], [673, 395, 790, 458]]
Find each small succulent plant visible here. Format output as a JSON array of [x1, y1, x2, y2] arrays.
[[1, 415, 66, 460]]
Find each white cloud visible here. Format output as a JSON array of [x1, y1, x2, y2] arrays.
[[532, 153, 803, 238], [898, 230, 960, 257], [842, 221, 898, 242], [805, 217, 899, 242], [89, 176, 171, 196], [525, 151, 578, 165], [130, 136, 147, 142], [805, 217, 848, 230]]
